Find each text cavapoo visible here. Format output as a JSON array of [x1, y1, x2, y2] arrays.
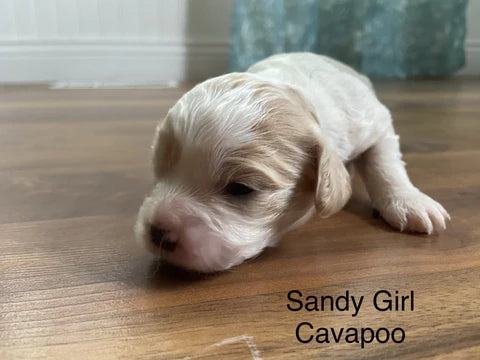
[[135, 53, 450, 272]]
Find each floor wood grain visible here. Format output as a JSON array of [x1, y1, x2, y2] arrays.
[[0, 80, 479, 359]]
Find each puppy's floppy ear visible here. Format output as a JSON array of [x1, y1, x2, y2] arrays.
[[278, 85, 352, 218], [314, 141, 352, 218]]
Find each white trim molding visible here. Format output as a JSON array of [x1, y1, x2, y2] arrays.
[[459, 39, 480, 76], [0, 39, 230, 86]]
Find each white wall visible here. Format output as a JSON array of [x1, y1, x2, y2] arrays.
[[0, 0, 233, 86], [461, 0, 480, 75], [0, 0, 478, 86]]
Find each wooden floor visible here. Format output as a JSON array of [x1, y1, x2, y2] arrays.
[[1, 80, 479, 360]]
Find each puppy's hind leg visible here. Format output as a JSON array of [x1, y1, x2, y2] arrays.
[[356, 126, 450, 234]]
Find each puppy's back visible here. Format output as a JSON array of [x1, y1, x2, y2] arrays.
[[247, 53, 390, 161], [248, 52, 372, 90]]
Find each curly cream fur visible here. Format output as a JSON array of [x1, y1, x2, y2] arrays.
[[135, 53, 450, 272]]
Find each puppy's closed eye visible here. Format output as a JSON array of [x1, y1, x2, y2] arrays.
[[225, 182, 255, 196]]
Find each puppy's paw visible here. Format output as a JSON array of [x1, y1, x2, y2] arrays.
[[376, 189, 450, 234]]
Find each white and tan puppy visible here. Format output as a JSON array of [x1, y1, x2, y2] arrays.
[[135, 53, 449, 272]]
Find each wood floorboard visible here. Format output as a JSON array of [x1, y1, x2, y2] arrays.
[[0, 80, 479, 359]]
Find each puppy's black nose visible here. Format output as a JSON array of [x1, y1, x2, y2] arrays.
[[150, 225, 177, 252]]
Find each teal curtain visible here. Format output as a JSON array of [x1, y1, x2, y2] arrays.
[[230, 0, 467, 78]]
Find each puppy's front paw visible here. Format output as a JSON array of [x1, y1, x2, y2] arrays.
[[376, 189, 450, 234]]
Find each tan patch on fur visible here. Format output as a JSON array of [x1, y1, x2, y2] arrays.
[[216, 86, 319, 193], [228, 81, 351, 220], [153, 120, 182, 177]]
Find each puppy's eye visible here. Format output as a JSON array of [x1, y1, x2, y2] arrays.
[[225, 182, 254, 196]]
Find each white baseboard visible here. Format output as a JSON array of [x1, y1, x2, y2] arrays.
[[459, 40, 480, 76], [0, 40, 231, 86]]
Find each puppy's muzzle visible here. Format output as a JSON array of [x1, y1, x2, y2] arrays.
[[150, 225, 178, 252]]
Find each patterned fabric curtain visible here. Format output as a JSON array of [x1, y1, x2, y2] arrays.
[[230, 0, 468, 78]]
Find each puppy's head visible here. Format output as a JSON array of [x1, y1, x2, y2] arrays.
[[135, 73, 351, 272]]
